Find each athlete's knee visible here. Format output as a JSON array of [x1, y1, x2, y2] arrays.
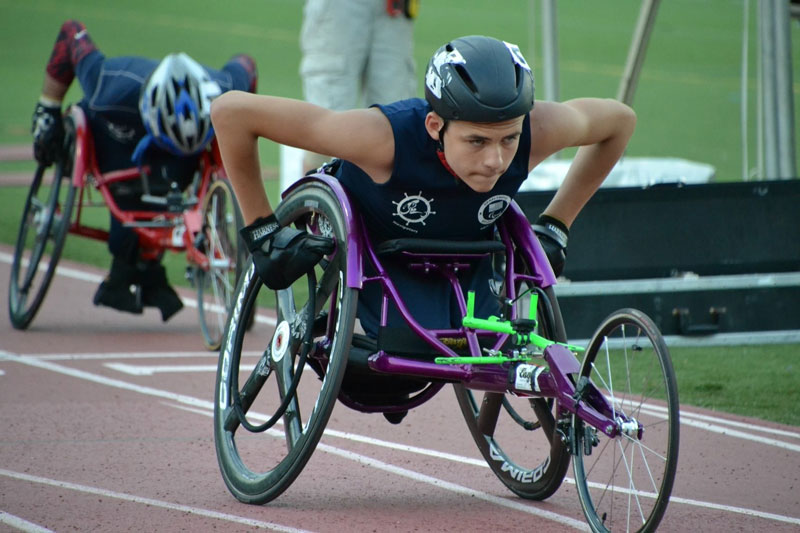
[[229, 53, 258, 92]]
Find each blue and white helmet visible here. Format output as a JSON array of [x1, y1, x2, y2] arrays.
[[138, 53, 221, 158]]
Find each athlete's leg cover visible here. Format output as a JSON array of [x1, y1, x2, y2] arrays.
[[45, 20, 98, 85]]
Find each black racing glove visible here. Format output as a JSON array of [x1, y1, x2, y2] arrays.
[[31, 101, 65, 166], [532, 214, 569, 277], [240, 214, 335, 290]]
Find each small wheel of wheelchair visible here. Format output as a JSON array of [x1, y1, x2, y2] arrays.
[[455, 283, 572, 500], [214, 180, 357, 504], [195, 178, 246, 350], [572, 308, 679, 533], [8, 119, 77, 330]]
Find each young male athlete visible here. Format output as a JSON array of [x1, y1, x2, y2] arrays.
[[31, 20, 257, 321], [211, 35, 635, 336]]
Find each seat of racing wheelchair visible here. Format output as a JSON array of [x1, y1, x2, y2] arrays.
[[340, 327, 497, 405], [339, 238, 507, 407], [340, 333, 430, 405]]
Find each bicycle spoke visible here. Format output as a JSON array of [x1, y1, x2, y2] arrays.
[[573, 309, 679, 532]]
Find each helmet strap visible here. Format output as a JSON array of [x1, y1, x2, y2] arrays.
[[131, 134, 155, 167], [436, 148, 459, 179], [435, 121, 460, 180]]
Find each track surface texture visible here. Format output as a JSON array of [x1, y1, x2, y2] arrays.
[[1, 243, 799, 532]]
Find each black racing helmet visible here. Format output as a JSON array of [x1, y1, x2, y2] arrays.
[[424, 35, 534, 123]]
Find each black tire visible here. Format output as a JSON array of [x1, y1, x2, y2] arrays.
[[455, 277, 571, 500], [572, 308, 679, 533], [8, 123, 77, 330], [196, 179, 246, 350], [214, 180, 357, 504]]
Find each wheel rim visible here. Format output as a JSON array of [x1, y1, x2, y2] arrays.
[[213, 182, 356, 504], [573, 310, 679, 533], [197, 180, 242, 350], [9, 160, 74, 329]]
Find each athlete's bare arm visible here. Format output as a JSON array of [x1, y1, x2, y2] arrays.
[[210, 91, 395, 224], [528, 98, 636, 226], [41, 73, 69, 103]]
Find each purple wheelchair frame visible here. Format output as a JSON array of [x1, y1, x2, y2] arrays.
[[286, 174, 633, 440]]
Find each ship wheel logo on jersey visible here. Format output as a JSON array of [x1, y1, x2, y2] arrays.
[[392, 191, 437, 228]]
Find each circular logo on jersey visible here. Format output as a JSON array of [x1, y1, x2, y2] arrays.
[[477, 195, 511, 225], [392, 191, 436, 227]]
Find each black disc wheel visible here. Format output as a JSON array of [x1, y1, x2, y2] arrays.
[[214, 180, 357, 504], [456, 275, 571, 500]]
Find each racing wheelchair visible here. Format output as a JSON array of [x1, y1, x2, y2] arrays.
[[8, 105, 245, 350], [214, 174, 680, 532]]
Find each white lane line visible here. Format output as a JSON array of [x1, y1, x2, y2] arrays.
[[2, 351, 586, 530], [630, 400, 800, 440], [171, 402, 488, 468], [667, 495, 800, 526], [104, 362, 318, 377], [168, 404, 588, 530], [2, 351, 211, 409], [627, 407, 800, 452], [4, 351, 800, 527], [104, 363, 220, 375], [15, 351, 799, 448], [171, 402, 800, 528], [677, 410, 800, 440], [680, 416, 800, 452], [318, 442, 590, 531], [0, 250, 277, 327], [4, 349, 799, 450], [0, 511, 54, 533], [0, 469, 312, 533], [27, 351, 262, 361], [4, 249, 796, 443], [104, 363, 269, 376]]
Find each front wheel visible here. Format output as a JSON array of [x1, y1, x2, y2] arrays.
[[572, 308, 679, 533], [8, 144, 77, 329]]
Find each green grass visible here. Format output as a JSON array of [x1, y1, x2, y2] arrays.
[[1, 1, 799, 427], [593, 340, 799, 427], [669, 344, 799, 427], [1, 0, 798, 181]]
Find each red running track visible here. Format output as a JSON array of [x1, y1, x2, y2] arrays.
[[1, 243, 799, 532]]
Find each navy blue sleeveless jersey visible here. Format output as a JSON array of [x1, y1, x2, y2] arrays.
[[337, 98, 531, 242], [334, 98, 532, 336]]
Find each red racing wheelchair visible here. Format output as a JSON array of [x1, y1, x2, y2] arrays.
[[8, 105, 246, 350]]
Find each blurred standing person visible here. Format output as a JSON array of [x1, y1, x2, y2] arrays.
[[299, 0, 418, 173]]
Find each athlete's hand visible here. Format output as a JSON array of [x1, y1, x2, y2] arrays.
[[31, 101, 65, 166], [240, 215, 335, 290], [532, 215, 569, 277]]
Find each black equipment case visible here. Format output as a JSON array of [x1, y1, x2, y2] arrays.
[[516, 179, 800, 343]]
